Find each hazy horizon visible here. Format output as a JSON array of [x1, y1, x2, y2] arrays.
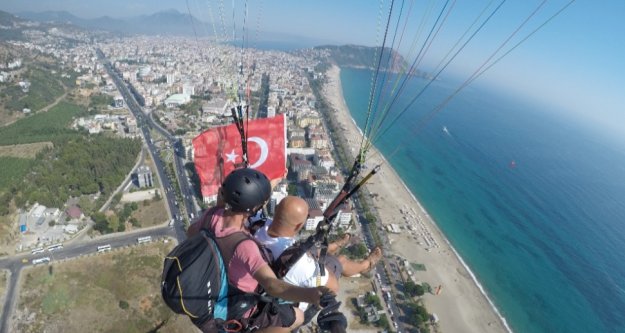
[[2, 0, 625, 145]]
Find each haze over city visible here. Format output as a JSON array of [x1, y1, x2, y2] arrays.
[[3, 0, 625, 142]]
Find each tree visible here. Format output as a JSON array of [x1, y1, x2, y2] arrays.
[[119, 203, 133, 223], [92, 212, 108, 233], [108, 215, 119, 232], [376, 314, 390, 330], [365, 293, 382, 310], [405, 281, 425, 297], [407, 302, 429, 324], [343, 243, 368, 259], [422, 282, 432, 294], [78, 196, 95, 215], [118, 300, 129, 310], [129, 217, 139, 227], [111, 193, 123, 207], [365, 212, 377, 224], [415, 283, 425, 297]]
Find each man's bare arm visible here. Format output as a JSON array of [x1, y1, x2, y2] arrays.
[[253, 265, 329, 306]]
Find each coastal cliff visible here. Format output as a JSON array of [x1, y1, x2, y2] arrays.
[[314, 44, 407, 72]]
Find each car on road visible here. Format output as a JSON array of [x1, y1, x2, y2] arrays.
[[32, 257, 51, 265], [137, 236, 152, 244], [97, 244, 112, 253], [31, 247, 44, 255], [47, 244, 63, 252]]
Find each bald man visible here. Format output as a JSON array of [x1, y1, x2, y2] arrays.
[[254, 196, 382, 311]]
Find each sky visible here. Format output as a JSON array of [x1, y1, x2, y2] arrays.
[[2, 0, 625, 143]]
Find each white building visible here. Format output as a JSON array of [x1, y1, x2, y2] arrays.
[[114, 95, 124, 108], [305, 215, 324, 231], [7, 59, 22, 69], [135, 165, 153, 188], [166, 73, 176, 84], [267, 106, 276, 118], [336, 209, 353, 229], [30, 204, 47, 218], [182, 83, 195, 96], [164, 94, 191, 107], [138, 65, 151, 77], [64, 224, 79, 234]]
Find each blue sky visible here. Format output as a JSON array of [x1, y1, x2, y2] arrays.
[[2, 0, 625, 142]]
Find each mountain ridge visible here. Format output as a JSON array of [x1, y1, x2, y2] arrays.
[[15, 9, 205, 36], [314, 44, 407, 73]]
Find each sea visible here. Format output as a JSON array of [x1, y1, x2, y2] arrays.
[[340, 67, 625, 333]]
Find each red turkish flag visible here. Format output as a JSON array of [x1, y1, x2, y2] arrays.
[[193, 114, 287, 200]]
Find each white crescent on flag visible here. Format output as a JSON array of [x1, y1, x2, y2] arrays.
[[193, 114, 286, 199], [248, 137, 269, 168]]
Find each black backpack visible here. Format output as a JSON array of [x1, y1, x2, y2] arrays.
[[161, 211, 273, 332]]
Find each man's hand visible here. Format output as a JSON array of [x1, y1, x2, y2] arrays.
[[317, 294, 346, 332], [307, 286, 334, 307], [255, 266, 334, 305]]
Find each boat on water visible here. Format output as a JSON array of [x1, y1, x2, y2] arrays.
[[442, 126, 450, 135]]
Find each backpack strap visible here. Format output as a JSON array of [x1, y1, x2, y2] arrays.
[[214, 231, 274, 285], [213, 232, 252, 265], [186, 206, 220, 238], [199, 206, 219, 230]]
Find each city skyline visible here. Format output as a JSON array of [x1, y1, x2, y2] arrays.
[[2, 0, 625, 143]]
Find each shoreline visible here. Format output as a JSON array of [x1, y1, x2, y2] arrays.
[[321, 64, 510, 333]]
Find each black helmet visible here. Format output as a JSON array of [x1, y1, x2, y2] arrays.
[[221, 168, 271, 213]]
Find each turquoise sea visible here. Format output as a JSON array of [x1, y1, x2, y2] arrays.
[[340, 68, 625, 333]]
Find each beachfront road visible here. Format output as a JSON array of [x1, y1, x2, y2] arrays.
[[352, 197, 407, 332]]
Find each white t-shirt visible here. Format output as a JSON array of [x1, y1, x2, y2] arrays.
[[254, 219, 329, 310]]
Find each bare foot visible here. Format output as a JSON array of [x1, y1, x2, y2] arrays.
[[365, 247, 383, 271]]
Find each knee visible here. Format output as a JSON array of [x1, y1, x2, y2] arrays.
[[337, 255, 349, 266], [325, 274, 340, 295]]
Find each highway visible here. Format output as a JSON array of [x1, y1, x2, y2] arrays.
[[0, 225, 176, 333], [97, 49, 198, 229], [0, 50, 200, 333], [98, 48, 197, 242]]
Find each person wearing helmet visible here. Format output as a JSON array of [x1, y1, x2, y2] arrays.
[[220, 167, 272, 214], [187, 168, 331, 333]]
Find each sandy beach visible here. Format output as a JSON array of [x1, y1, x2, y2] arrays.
[[323, 65, 509, 333]]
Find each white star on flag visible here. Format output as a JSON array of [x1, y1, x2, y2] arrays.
[[192, 114, 286, 199], [225, 149, 238, 163]]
